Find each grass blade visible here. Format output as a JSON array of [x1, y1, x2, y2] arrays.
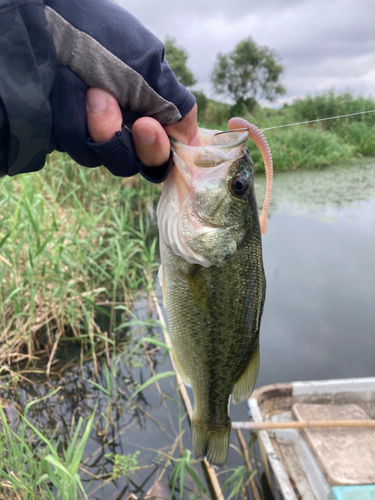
[[130, 371, 175, 399]]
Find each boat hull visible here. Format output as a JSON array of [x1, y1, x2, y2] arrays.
[[248, 377, 375, 500]]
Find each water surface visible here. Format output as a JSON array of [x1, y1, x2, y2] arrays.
[[254, 159, 375, 387]]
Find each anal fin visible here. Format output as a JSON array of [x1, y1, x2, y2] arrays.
[[172, 349, 191, 388], [231, 343, 260, 405]]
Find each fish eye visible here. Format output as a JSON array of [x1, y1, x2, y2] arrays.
[[230, 175, 249, 196]]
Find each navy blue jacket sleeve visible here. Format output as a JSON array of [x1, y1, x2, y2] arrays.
[[0, 0, 196, 180]]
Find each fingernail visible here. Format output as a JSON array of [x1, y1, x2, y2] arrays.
[[133, 124, 156, 146], [87, 90, 108, 113]]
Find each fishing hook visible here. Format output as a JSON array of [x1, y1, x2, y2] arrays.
[[214, 128, 249, 135]]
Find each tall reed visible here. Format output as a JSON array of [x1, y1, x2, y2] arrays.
[[0, 153, 160, 368]]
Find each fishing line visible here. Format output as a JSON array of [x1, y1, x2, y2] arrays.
[[261, 109, 375, 131], [215, 109, 375, 135]]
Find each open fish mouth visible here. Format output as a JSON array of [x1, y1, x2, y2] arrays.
[[157, 128, 249, 267]]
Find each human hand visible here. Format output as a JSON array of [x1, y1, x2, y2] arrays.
[[86, 88, 199, 168]]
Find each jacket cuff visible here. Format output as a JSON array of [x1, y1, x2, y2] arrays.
[[176, 91, 196, 122], [87, 127, 173, 183], [138, 149, 173, 184]]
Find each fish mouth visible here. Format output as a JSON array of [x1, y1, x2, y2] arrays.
[[157, 127, 249, 267], [171, 130, 248, 151]]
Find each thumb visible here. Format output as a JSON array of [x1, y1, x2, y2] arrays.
[[86, 88, 123, 143]]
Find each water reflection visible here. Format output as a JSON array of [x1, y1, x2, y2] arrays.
[[255, 161, 375, 387]]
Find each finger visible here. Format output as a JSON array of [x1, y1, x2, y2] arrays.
[[86, 88, 123, 143], [164, 103, 199, 146], [132, 117, 171, 167]]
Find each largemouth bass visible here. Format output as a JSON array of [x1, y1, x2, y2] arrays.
[[157, 118, 273, 467]]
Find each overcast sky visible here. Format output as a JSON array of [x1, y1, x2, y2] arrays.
[[117, 0, 375, 107]]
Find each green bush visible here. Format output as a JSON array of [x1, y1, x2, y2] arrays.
[[337, 122, 375, 156], [292, 91, 375, 129], [200, 99, 231, 127], [248, 126, 354, 173]]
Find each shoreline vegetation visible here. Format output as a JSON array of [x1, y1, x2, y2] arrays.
[[0, 159, 160, 366], [197, 90, 375, 172], [1, 90, 375, 498]]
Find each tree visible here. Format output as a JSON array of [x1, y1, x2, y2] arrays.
[[164, 36, 197, 87], [211, 37, 285, 114]]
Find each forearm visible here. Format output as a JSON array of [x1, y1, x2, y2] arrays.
[[0, 0, 195, 178]]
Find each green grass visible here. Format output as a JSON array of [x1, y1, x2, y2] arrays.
[[337, 122, 375, 156], [0, 154, 165, 496], [0, 389, 94, 499], [247, 126, 354, 173], [291, 91, 375, 128]]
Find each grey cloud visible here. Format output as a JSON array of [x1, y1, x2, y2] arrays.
[[119, 0, 311, 25], [116, 0, 375, 102]]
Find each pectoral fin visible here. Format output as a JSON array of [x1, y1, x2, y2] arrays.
[[231, 343, 260, 405], [180, 266, 210, 313], [172, 349, 191, 388]]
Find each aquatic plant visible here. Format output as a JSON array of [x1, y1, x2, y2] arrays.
[[104, 451, 140, 478], [222, 466, 256, 500], [0, 403, 54, 499], [169, 450, 207, 499], [0, 389, 95, 499], [39, 412, 95, 500]]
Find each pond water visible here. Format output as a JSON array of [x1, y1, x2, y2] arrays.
[[255, 159, 375, 387], [3, 160, 375, 499]]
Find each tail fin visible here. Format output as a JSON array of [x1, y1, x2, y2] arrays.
[[192, 417, 231, 467]]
